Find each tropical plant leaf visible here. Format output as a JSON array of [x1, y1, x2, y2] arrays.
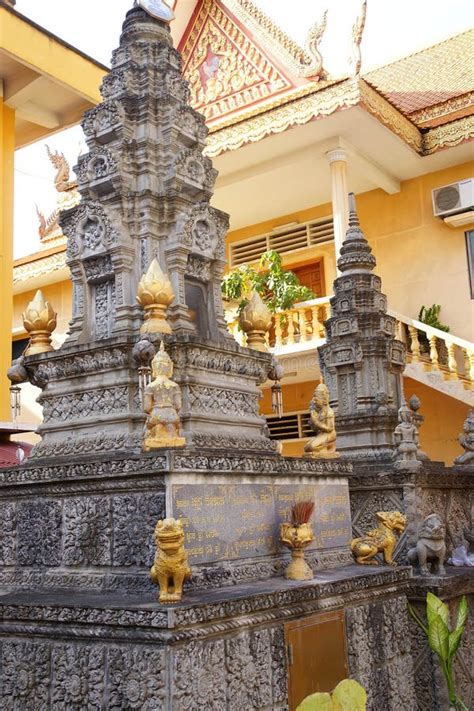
[[448, 628, 464, 661], [428, 614, 449, 661], [427, 592, 449, 628], [332, 679, 367, 710], [296, 692, 334, 710], [455, 596, 469, 631]]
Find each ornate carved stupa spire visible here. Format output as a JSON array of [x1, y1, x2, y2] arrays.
[[319, 193, 405, 460], [21, 3, 272, 459]]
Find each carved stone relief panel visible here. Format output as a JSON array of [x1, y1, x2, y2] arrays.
[[63, 498, 112, 566], [0, 502, 16, 566], [112, 493, 165, 567], [107, 647, 166, 709], [188, 385, 260, 417], [1, 641, 51, 710], [17, 500, 62, 567], [51, 645, 105, 711]]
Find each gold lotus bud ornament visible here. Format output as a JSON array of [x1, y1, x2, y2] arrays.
[[280, 500, 315, 581], [137, 258, 174, 335], [22, 290, 57, 357], [239, 291, 272, 352]]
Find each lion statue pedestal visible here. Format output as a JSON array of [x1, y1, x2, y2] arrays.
[[407, 514, 446, 576]]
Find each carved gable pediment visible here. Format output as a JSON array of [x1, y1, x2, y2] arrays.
[[179, 0, 297, 125]]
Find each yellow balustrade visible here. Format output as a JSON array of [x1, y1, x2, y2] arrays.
[[391, 309, 473, 388], [225, 300, 474, 393]]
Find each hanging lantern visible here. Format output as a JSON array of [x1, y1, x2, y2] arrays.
[[10, 385, 21, 422], [132, 336, 156, 409], [268, 357, 284, 419], [271, 380, 283, 419]]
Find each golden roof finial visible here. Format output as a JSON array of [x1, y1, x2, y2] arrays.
[[22, 290, 57, 357], [136, 258, 175, 335]]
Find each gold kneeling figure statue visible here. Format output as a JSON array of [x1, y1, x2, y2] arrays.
[[351, 511, 407, 565], [150, 518, 191, 603], [304, 383, 340, 459], [143, 342, 186, 451]]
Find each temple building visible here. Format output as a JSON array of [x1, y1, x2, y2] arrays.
[[9, 0, 474, 463]]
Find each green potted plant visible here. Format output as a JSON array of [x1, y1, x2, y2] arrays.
[[408, 592, 469, 710], [222, 250, 314, 342], [222, 250, 314, 316], [416, 304, 449, 365]]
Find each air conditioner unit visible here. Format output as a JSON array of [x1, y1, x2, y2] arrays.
[[432, 178, 474, 217]]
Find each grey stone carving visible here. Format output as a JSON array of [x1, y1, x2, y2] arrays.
[[393, 402, 423, 473], [17, 500, 62, 567], [107, 647, 166, 710], [454, 410, 474, 466], [1, 641, 51, 710], [112, 493, 165, 567], [63, 498, 112, 566], [408, 394, 429, 460], [407, 513, 446, 576], [51, 645, 105, 710], [319, 193, 405, 460]]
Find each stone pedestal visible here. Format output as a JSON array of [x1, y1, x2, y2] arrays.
[[0, 451, 353, 595], [0, 567, 415, 711]]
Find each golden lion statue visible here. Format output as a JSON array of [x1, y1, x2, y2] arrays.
[[351, 511, 406, 565], [150, 518, 191, 603]]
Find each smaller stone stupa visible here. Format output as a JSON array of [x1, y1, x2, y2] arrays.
[[319, 193, 406, 460]]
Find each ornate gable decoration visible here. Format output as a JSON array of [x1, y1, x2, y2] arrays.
[[180, 0, 296, 125]]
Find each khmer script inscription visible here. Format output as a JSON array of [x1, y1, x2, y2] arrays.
[[171, 482, 351, 564]]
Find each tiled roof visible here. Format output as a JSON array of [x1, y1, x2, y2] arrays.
[[0, 441, 33, 468], [364, 30, 474, 126]]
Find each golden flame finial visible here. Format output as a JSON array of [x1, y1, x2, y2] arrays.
[[136, 258, 175, 335], [22, 290, 57, 356], [239, 291, 272, 352]]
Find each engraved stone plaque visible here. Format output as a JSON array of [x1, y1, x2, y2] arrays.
[[171, 482, 351, 565]]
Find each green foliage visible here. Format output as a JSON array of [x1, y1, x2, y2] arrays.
[[408, 593, 470, 710], [221, 250, 314, 315], [418, 304, 450, 332], [296, 679, 367, 711]]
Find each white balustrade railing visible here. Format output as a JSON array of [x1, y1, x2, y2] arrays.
[[225, 296, 474, 389]]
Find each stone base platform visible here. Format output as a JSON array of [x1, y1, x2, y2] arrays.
[[0, 565, 415, 711], [0, 450, 353, 595]]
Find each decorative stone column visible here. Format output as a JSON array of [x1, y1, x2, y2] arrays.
[[319, 193, 406, 460], [326, 148, 349, 272]]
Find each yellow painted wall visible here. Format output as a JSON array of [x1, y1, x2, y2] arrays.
[[403, 377, 468, 465], [227, 161, 474, 340], [0, 99, 15, 421]]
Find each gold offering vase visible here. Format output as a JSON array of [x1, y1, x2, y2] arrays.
[[280, 521, 314, 581]]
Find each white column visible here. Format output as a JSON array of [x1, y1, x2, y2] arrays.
[[326, 148, 349, 274]]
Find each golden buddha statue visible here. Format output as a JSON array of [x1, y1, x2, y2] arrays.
[[143, 342, 186, 451], [303, 382, 340, 459]]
